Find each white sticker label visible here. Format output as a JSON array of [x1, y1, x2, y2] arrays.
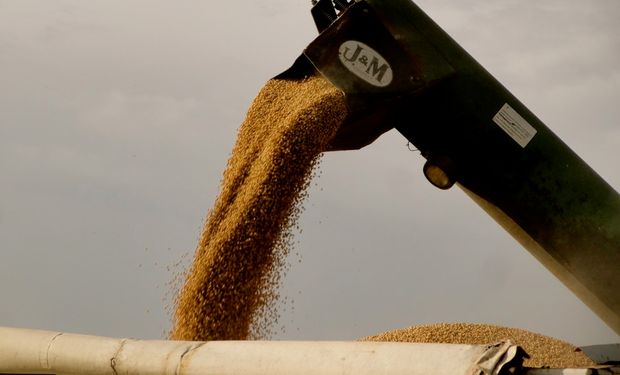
[[338, 40, 393, 87], [492, 103, 537, 148]]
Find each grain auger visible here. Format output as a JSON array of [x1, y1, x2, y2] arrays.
[[278, 0, 620, 336]]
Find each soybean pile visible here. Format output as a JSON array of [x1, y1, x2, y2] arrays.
[[170, 75, 347, 341], [363, 323, 596, 368]]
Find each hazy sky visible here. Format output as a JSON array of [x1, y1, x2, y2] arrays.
[[1, 1, 619, 346]]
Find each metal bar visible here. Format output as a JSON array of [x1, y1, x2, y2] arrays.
[[0, 326, 523, 375]]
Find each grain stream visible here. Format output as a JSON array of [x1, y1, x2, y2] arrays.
[[170, 75, 346, 341], [363, 322, 595, 368]]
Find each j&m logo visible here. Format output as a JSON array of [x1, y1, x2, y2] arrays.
[[338, 40, 393, 87]]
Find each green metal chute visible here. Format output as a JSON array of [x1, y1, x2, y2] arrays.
[[291, 0, 620, 334]]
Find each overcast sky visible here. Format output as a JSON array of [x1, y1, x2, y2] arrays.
[[1, 1, 619, 346]]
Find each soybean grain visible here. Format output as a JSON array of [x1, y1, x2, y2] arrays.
[[363, 322, 596, 368], [170, 76, 346, 341]]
